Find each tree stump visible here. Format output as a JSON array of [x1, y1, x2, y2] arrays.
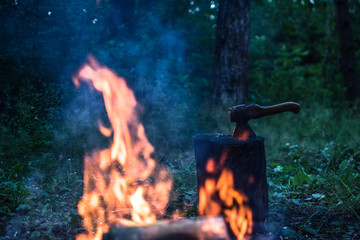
[[193, 134, 268, 235]]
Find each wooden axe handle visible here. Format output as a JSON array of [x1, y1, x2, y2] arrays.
[[247, 102, 301, 120], [229, 102, 301, 140]]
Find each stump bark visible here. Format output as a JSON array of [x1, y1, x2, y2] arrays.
[[193, 134, 268, 234]]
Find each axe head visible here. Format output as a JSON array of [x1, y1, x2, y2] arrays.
[[229, 105, 256, 140]]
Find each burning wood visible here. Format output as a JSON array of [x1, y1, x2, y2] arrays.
[[103, 217, 230, 240], [72, 56, 296, 240], [73, 56, 172, 240]]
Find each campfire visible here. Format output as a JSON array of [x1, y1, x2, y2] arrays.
[[73, 56, 300, 240], [73, 56, 172, 240]]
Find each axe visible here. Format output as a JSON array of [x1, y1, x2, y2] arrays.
[[229, 102, 301, 140]]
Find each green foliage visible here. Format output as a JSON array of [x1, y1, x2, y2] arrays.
[[263, 106, 360, 239], [269, 142, 360, 204], [0, 56, 62, 235], [4, 170, 83, 239], [268, 142, 360, 238], [249, 0, 346, 105], [251, 43, 329, 103], [0, 167, 29, 235], [165, 152, 198, 218]]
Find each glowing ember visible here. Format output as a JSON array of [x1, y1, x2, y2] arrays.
[[199, 153, 253, 240], [73, 56, 172, 240], [238, 131, 250, 141]]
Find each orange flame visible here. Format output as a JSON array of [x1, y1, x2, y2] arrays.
[[199, 154, 253, 240], [73, 56, 172, 240]]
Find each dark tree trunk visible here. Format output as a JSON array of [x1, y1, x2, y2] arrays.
[[214, 0, 250, 105], [334, 0, 360, 102]]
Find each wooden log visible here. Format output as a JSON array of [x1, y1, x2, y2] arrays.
[[193, 134, 269, 235], [103, 217, 230, 240]]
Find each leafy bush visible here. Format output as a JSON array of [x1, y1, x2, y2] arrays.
[[0, 166, 29, 235]]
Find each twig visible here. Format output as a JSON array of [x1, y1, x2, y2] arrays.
[[315, 218, 326, 235], [335, 174, 355, 199], [346, 129, 360, 146], [349, 206, 360, 221], [303, 210, 319, 226]]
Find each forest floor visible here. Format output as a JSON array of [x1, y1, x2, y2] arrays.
[[1, 106, 360, 239], [270, 202, 360, 239], [2, 150, 359, 240]]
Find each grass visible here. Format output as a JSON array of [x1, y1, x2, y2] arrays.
[[252, 104, 360, 239], [1, 104, 359, 239]]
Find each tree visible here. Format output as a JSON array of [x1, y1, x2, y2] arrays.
[[334, 0, 360, 102], [214, 0, 250, 105]]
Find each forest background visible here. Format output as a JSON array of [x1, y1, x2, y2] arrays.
[[1, 0, 360, 239]]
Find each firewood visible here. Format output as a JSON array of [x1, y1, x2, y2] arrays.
[[103, 217, 230, 240]]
